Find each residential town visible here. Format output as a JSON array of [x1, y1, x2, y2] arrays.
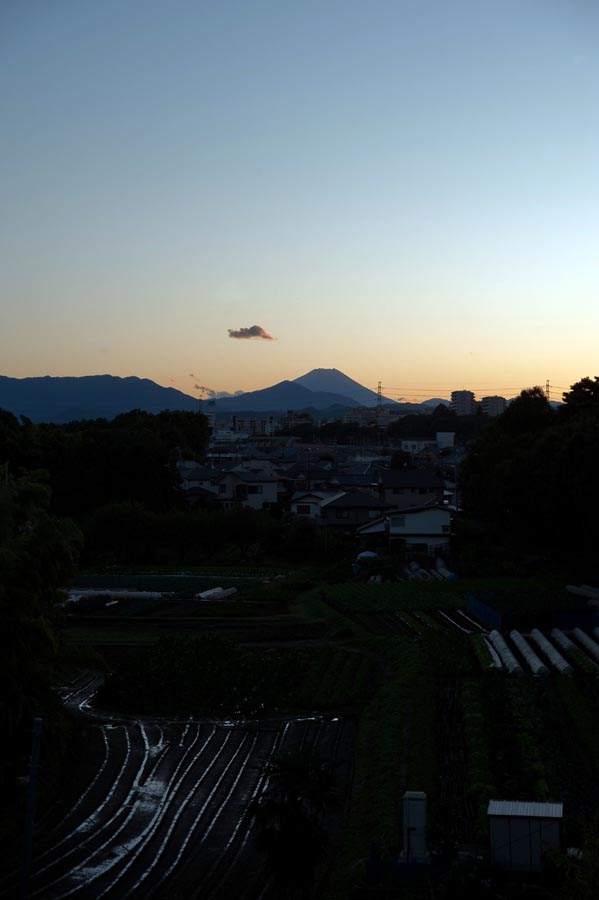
[[179, 430, 456, 556], [4, 375, 599, 900]]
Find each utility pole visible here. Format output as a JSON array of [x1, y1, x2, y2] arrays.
[[545, 380, 551, 402], [20, 717, 42, 900], [375, 382, 384, 443]]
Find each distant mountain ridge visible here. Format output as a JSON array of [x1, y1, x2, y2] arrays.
[[210, 380, 357, 413], [0, 375, 199, 423], [0, 373, 363, 422], [0, 371, 448, 422], [293, 368, 395, 406]]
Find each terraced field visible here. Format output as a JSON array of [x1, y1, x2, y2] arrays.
[[324, 596, 486, 637], [3, 679, 354, 900]]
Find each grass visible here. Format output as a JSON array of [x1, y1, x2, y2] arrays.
[[323, 576, 580, 615], [59, 569, 599, 889], [554, 678, 599, 771], [504, 680, 551, 800], [461, 678, 495, 839], [295, 647, 375, 709], [470, 633, 496, 670], [324, 637, 437, 899], [75, 563, 290, 577], [64, 626, 168, 644], [410, 610, 442, 630], [562, 643, 599, 675], [322, 581, 466, 612], [289, 589, 367, 637]]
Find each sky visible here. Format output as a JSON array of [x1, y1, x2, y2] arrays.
[[1, 0, 598, 403]]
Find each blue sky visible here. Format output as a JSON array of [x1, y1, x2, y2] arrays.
[[1, 0, 598, 402]]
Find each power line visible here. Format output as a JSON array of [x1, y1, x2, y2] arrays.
[[375, 383, 565, 403], [380, 385, 553, 392], [379, 386, 562, 394]]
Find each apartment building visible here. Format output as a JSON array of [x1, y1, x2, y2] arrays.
[[450, 390, 476, 416], [481, 395, 507, 417]]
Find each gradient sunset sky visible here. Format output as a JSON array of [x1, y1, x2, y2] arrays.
[[2, 1, 598, 403]]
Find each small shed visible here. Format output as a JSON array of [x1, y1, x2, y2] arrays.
[[488, 800, 563, 872]]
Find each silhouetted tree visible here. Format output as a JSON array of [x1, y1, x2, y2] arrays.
[[561, 376, 599, 416], [496, 386, 553, 436], [0, 471, 82, 797], [458, 378, 599, 569]]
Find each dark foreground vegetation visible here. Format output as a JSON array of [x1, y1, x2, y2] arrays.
[[3, 375, 599, 897], [96, 633, 375, 717], [458, 377, 599, 571]]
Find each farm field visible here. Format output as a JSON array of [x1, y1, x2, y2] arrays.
[[312, 581, 599, 897], [11, 573, 599, 899], [1, 676, 354, 900], [70, 569, 286, 592]]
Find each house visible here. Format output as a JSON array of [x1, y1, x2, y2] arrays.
[[232, 459, 281, 477], [357, 504, 452, 555], [279, 463, 339, 495], [320, 491, 390, 529], [377, 469, 445, 508], [290, 491, 339, 519], [213, 470, 279, 511], [179, 464, 223, 492], [333, 471, 380, 494], [399, 437, 436, 456], [182, 485, 220, 508]]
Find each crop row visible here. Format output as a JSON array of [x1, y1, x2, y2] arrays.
[[470, 627, 599, 676], [460, 679, 495, 839], [329, 605, 481, 639], [4, 715, 353, 900], [298, 648, 373, 708], [325, 582, 464, 612], [325, 638, 437, 899]]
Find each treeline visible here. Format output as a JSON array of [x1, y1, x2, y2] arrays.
[[0, 408, 209, 807], [0, 471, 83, 802], [97, 635, 307, 717], [282, 406, 487, 444], [0, 408, 210, 517], [458, 377, 599, 571], [0, 407, 347, 810], [82, 502, 350, 565], [0, 406, 352, 567]]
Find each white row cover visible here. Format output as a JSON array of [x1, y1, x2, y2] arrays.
[[551, 628, 575, 651], [552, 627, 599, 671], [529, 629, 573, 676], [194, 587, 238, 600], [488, 631, 523, 675], [573, 627, 599, 663], [510, 631, 549, 676]]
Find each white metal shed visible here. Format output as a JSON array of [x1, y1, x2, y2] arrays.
[[488, 800, 563, 872]]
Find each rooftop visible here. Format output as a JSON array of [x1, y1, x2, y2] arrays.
[[487, 800, 563, 819]]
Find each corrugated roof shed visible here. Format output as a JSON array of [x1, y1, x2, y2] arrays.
[[488, 800, 563, 819]]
